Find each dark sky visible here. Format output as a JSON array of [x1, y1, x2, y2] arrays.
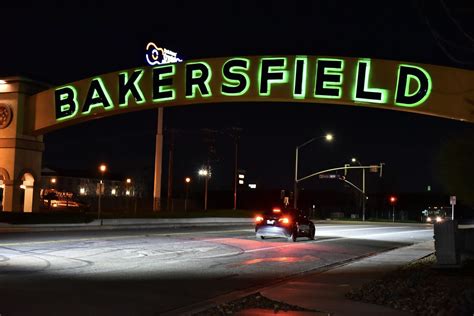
[[1, 1, 473, 195]]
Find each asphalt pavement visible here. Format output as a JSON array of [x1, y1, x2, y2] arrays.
[[0, 222, 433, 315]]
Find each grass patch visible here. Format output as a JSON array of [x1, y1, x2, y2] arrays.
[[346, 254, 474, 315], [0, 209, 256, 224]]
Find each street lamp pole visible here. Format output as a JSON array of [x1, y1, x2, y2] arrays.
[[185, 177, 191, 212], [199, 166, 210, 211], [98, 164, 107, 221], [293, 146, 299, 208], [351, 158, 366, 221], [294, 134, 333, 208]]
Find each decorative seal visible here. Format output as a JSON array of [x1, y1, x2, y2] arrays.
[[0, 104, 13, 129]]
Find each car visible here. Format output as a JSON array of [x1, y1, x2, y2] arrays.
[[255, 207, 315, 242]]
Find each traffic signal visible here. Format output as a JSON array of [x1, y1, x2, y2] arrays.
[[389, 196, 397, 204]]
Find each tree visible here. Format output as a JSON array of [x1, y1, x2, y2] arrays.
[[435, 130, 474, 207]]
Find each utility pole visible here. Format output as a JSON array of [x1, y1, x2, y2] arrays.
[[204, 160, 209, 211], [362, 168, 366, 221], [167, 129, 175, 211], [153, 108, 164, 212], [233, 139, 238, 210]]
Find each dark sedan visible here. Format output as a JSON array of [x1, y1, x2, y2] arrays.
[[255, 207, 315, 242]]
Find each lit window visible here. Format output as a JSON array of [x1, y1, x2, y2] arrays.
[[80, 188, 86, 195], [111, 189, 116, 195], [238, 180, 244, 185], [126, 190, 130, 196]]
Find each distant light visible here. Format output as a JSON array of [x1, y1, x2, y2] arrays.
[[427, 185, 431, 191], [126, 190, 130, 196], [185, 177, 191, 183], [238, 180, 244, 185], [50, 178, 57, 184], [0, 80, 6, 84], [99, 164, 107, 173], [351, 158, 357, 163], [238, 174, 245, 179], [325, 133, 333, 141], [273, 208, 281, 213], [80, 188, 86, 195], [198, 169, 208, 176], [126, 178, 132, 184], [248, 184, 257, 189], [111, 188, 116, 195]]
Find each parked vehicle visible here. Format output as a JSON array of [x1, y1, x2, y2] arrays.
[[40, 189, 89, 212]]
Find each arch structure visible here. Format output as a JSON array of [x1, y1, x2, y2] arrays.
[[0, 55, 473, 212]]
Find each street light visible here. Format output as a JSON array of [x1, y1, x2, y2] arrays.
[[294, 133, 333, 208], [198, 167, 210, 211], [98, 163, 107, 221], [185, 177, 191, 212], [389, 195, 397, 222], [350, 157, 366, 221]]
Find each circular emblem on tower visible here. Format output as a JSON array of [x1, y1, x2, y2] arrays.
[[0, 104, 13, 129]]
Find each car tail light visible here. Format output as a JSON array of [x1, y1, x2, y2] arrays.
[[272, 208, 281, 213], [255, 216, 264, 223], [278, 217, 290, 225]]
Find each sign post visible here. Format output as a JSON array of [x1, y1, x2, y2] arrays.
[[450, 195, 456, 220]]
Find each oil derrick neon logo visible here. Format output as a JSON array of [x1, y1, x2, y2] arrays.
[[145, 42, 182, 66]]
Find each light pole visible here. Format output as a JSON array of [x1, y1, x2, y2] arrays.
[[98, 163, 107, 221], [389, 196, 397, 222], [185, 177, 191, 212], [198, 167, 210, 211], [351, 158, 366, 221], [294, 133, 333, 208], [126, 178, 135, 215]]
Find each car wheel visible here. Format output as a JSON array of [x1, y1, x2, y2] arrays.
[[309, 224, 315, 240], [256, 234, 264, 240]]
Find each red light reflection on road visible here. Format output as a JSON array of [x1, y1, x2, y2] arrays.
[[242, 255, 318, 265]]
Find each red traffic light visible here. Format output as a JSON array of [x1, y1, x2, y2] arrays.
[[389, 196, 397, 204]]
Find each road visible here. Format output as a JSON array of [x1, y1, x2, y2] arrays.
[[0, 222, 433, 315]]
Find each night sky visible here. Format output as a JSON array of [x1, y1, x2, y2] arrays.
[[1, 2, 473, 195]]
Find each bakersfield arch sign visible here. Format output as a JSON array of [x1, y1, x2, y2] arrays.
[[31, 55, 473, 134], [0, 55, 473, 212]]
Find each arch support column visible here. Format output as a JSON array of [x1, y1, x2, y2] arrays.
[[0, 77, 48, 212]]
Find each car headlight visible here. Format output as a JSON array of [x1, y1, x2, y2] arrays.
[[436, 216, 442, 222], [52, 202, 58, 207], [426, 217, 431, 222]]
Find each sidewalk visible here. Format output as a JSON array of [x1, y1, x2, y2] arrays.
[[201, 241, 435, 316]]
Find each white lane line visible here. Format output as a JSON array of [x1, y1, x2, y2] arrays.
[[316, 226, 411, 233], [358, 229, 432, 238]]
